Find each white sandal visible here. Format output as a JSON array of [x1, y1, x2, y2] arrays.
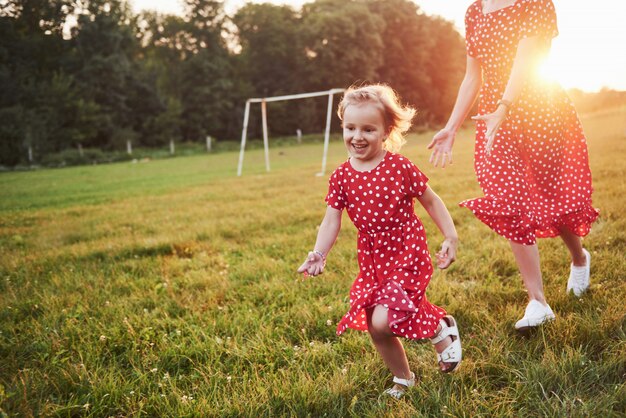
[[383, 372, 415, 399], [430, 315, 462, 373]]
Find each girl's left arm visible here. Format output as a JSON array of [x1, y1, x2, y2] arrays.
[[471, 36, 545, 154], [416, 186, 458, 269]]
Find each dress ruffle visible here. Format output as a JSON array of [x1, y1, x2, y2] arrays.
[[460, 197, 599, 245], [336, 279, 444, 340]]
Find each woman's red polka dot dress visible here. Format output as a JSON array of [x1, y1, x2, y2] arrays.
[[326, 152, 446, 340], [462, 0, 599, 244]]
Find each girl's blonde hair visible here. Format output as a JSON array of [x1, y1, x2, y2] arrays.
[[337, 84, 416, 152]]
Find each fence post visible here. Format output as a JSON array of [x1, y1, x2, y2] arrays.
[[127, 140, 132, 155], [28, 146, 33, 163], [78, 143, 84, 157], [206, 136, 212, 152], [296, 129, 302, 144], [169, 139, 175, 155]]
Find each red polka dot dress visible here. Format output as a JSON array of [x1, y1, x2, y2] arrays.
[[461, 0, 599, 244], [326, 152, 446, 340]]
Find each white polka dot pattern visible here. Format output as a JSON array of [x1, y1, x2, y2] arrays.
[[462, 0, 599, 245], [325, 152, 446, 340]]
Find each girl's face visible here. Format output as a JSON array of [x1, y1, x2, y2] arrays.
[[342, 103, 387, 163]]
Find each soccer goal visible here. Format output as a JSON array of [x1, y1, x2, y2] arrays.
[[236, 88, 345, 176]]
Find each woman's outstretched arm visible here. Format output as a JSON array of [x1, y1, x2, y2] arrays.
[[428, 55, 482, 168]]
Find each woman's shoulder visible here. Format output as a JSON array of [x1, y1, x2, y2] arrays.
[[465, 1, 481, 19], [516, 0, 552, 4], [515, 0, 554, 10]]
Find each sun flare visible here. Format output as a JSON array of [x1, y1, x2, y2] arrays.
[[538, 54, 559, 84]]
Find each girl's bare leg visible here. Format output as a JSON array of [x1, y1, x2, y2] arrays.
[[509, 242, 547, 305], [366, 305, 412, 380], [367, 305, 454, 378]]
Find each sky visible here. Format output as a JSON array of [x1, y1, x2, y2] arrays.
[[130, 0, 626, 92]]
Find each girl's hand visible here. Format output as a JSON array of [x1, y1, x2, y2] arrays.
[[435, 238, 457, 269], [297, 251, 326, 277], [427, 128, 455, 168], [471, 108, 507, 155]]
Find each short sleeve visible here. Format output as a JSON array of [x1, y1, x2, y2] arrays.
[[465, 5, 478, 58], [518, 0, 558, 40], [325, 168, 346, 210], [403, 160, 429, 199]]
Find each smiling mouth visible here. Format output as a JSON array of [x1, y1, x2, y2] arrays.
[[352, 143, 367, 149]]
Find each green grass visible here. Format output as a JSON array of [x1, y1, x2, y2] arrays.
[[1, 108, 625, 417]]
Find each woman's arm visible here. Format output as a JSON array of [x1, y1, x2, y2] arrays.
[[442, 55, 483, 133], [472, 36, 545, 154], [416, 187, 458, 269], [297, 206, 342, 276], [428, 55, 482, 168], [502, 37, 545, 106]]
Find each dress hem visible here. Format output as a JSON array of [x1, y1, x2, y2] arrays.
[[460, 197, 599, 245], [335, 285, 446, 341]]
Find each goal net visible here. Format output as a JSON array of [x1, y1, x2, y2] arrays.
[[237, 88, 345, 176]]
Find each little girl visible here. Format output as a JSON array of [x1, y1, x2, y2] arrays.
[[297, 84, 462, 399]]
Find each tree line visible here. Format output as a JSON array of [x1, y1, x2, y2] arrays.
[[0, 0, 467, 166]]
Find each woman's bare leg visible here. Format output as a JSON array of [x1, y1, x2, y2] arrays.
[[558, 226, 586, 266], [509, 242, 547, 305]]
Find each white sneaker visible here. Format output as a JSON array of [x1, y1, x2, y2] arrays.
[[514, 299, 556, 331], [567, 249, 590, 297]]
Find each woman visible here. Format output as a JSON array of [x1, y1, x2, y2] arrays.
[[428, 0, 599, 331]]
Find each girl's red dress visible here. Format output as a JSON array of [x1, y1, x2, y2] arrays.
[[462, 0, 599, 244], [326, 152, 445, 340]]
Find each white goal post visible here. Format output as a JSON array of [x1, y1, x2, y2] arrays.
[[236, 88, 345, 176]]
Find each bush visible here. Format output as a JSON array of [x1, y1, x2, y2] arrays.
[[41, 148, 104, 167], [4, 134, 344, 170]]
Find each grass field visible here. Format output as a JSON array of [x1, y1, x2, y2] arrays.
[[1, 108, 625, 417]]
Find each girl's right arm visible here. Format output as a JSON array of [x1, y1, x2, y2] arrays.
[[428, 55, 483, 168], [297, 206, 342, 277]]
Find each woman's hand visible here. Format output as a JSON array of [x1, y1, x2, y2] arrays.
[[428, 128, 456, 168], [297, 251, 326, 277], [471, 107, 507, 155], [435, 237, 457, 269]]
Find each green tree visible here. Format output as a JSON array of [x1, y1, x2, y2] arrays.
[[232, 4, 307, 136], [0, 0, 82, 164], [1, 0, 77, 36], [29, 73, 100, 155], [300, 0, 385, 90], [367, 0, 465, 124], [176, 0, 240, 141], [134, 12, 188, 145], [234, 4, 303, 96], [69, 0, 137, 149], [418, 16, 465, 124], [179, 49, 235, 141]]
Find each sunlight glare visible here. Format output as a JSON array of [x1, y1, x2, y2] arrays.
[[538, 54, 558, 84]]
